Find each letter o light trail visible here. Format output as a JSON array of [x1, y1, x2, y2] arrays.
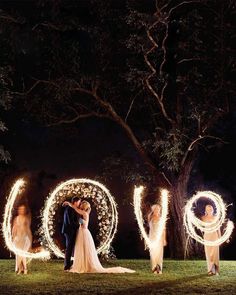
[[184, 191, 234, 246], [41, 178, 118, 258]]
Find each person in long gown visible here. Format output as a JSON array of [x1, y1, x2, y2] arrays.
[[12, 204, 32, 274], [201, 204, 221, 276], [148, 204, 167, 275], [62, 200, 135, 274]]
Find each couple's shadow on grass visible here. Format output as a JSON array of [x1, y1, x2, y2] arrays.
[[113, 273, 207, 295]]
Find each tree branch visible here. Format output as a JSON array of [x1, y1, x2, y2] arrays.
[[187, 135, 227, 151], [11, 80, 42, 96], [161, 172, 173, 187], [168, 0, 204, 16], [144, 19, 175, 124], [181, 134, 227, 167], [177, 57, 204, 65], [0, 14, 25, 24], [32, 22, 64, 31], [47, 112, 109, 127], [13, 78, 167, 183], [125, 91, 141, 122], [159, 23, 168, 76], [202, 108, 226, 134]]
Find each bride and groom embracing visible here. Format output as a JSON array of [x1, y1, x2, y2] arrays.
[[61, 197, 135, 274]]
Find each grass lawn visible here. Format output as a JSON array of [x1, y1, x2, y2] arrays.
[[0, 259, 235, 294]]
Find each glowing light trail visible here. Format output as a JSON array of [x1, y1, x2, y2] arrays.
[[133, 186, 169, 250], [41, 178, 118, 258], [2, 179, 50, 259], [184, 191, 234, 246]]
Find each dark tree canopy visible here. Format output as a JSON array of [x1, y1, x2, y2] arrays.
[[0, 66, 12, 163], [1, 0, 234, 174]]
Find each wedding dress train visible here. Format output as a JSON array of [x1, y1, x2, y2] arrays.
[[148, 219, 165, 272], [70, 215, 135, 274]]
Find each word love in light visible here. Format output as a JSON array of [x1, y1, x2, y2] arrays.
[[2, 179, 50, 259], [184, 191, 234, 246], [133, 186, 169, 250]]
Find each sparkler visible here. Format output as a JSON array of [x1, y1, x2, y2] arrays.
[[184, 191, 234, 246], [2, 179, 50, 259], [41, 178, 118, 258], [133, 186, 169, 250]]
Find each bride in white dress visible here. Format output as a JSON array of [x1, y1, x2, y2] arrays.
[[148, 204, 167, 274], [63, 200, 135, 274]]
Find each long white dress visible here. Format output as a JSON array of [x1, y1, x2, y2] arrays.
[[70, 214, 135, 273], [204, 231, 220, 274], [12, 215, 32, 272], [148, 219, 165, 272]]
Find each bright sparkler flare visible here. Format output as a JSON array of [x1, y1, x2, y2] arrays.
[[2, 179, 50, 259], [184, 191, 234, 246], [133, 186, 169, 250], [41, 178, 118, 258]]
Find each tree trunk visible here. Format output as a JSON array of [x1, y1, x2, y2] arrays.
[[168, 183, 187, 258], [167, 151, 197, 258]]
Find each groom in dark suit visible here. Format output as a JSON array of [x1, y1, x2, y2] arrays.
[[62, 196, 81, 271]]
